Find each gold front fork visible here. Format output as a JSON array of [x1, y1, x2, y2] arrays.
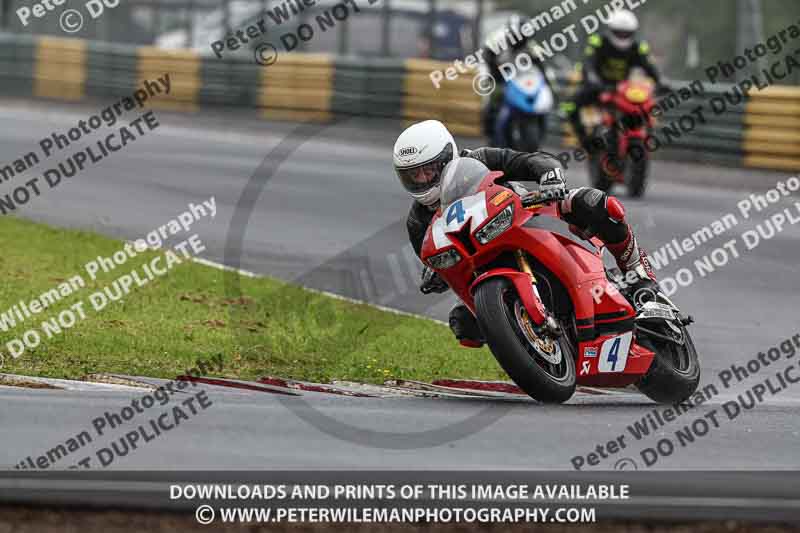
[[515, 250, 536, 283], [515, 249, 560, 337]]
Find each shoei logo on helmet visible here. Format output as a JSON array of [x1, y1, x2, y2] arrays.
[[396, 144, 428, 165]]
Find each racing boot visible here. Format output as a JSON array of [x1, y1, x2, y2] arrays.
[[605, 225, 660, 309], [449, 304, 485, 348]]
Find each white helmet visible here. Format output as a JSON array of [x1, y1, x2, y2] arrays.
[[393, 120, 457, 207], [606, 9, 639, 51]]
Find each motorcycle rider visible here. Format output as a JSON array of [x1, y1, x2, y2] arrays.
[[566, 9, 664, 151], [482, 14, 553, 147], [394, 119, 658, 346]]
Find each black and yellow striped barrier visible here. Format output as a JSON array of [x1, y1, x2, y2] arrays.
[[259, 53, 334, 122], [137, 46, 201, 112], [744, 86, 800, 171], [4, 33, 799, 173], [403, 58, 481, 137], [34, 36, 86, 101]]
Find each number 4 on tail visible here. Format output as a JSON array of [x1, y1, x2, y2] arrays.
[[598, 332, 633, 373], [607, 338, 621, 370]]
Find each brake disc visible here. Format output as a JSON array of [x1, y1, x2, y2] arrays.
[[514, 301, 562, 365]]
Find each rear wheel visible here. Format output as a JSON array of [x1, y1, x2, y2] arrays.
[[474, 278, 576, 403], [589, 154, 613, 192], [636, 325, 700, 404]]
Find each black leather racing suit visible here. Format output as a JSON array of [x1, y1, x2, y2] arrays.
[[407, 147, 646, 344], [568, 34, 662, 143]]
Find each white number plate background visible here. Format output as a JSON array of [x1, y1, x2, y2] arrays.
[[597, 331, 633, 373]]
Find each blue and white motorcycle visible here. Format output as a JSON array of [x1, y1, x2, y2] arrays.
[[493, 67, 555, 152]]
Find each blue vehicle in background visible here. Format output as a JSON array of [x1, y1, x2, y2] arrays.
[[493, 67, 555, 152]]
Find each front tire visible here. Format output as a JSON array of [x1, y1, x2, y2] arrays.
[[636, 325, 700, 404], [509, 116, 544, 152], [474, 278, 576, 403], [627, 139, 649, 198]]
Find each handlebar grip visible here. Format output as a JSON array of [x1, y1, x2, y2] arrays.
[[522, 188, 570, 207]]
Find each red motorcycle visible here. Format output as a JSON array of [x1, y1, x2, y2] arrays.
[[587, 79, 656, 198], [421, 158, 699, 403]]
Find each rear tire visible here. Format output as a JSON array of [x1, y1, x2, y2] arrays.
[[474, 278, 576, 403], [589, 154, 612, 192], [627, 139, 649, 198], [636, 326, 700, 404]]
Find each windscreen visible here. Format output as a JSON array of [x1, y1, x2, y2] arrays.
[[439, 157, 492, 209]]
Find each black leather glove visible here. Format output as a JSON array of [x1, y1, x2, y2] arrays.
[[420, 266, 449, 294], [522, 186, 569, 207], [539, 168, 567, 198], [538, 168, 566, 193]]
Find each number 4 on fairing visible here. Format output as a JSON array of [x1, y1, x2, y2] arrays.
[[598, 332, 633, 373], [446, 200, 465, 225]]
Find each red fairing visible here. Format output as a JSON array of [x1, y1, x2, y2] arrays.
[[469, 269, 547, 325], [574, 335, 654, 387], [420, 171, 654, 388], [611, 80, 655, 118], [596, 80, 656, 172]]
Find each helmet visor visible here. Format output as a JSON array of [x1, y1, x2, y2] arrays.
[[396, 144, 453, 194], [611, 30, 635, 41]]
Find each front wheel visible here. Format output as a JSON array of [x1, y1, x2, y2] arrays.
[[474, 278, 576, 403], [509, 116, 543, 152], [627, 139, 649, 198], [636, 325, 700, 404]]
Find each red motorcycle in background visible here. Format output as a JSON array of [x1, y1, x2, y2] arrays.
[[421, 158, 699, 404], [586, 79, 656, 198]]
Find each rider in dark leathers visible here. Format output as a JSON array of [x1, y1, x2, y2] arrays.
[[393, 120, 657, 346], [567, 10, 664, 150]]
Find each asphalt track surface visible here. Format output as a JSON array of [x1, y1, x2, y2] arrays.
[[1, 98, 800, 488]]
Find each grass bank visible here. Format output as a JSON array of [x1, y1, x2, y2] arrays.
[[0, 216, 504, 383]]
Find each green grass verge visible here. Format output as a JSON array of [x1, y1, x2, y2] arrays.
[[0, 216, 505, 384]]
